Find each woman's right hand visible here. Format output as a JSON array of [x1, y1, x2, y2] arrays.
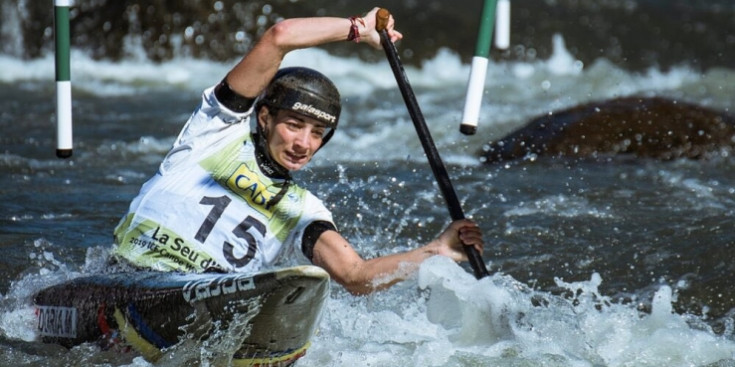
[[359, 7, 403, 50]]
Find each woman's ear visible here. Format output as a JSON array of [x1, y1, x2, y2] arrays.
[[257, 106, 270, 130]]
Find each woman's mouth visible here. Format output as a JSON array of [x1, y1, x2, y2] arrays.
[[284, 150, 309, 165]]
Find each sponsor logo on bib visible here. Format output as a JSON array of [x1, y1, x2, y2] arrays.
[[226, 164, 280, 218]]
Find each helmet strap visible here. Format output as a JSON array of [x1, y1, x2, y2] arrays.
[[252, 121, 291, 180], [318, 128, 335, 151]]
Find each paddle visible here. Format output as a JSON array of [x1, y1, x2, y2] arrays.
[[375, 9, 490, 279]]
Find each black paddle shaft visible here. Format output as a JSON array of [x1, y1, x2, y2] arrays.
[[376, 9, 489, 279]]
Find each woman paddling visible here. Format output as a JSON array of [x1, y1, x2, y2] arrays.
[[111, 7, 485, 295]]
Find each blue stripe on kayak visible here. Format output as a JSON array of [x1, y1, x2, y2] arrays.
[[126, 303, 173, 349]]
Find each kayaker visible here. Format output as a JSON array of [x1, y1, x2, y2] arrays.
[[111, 7, 485, 295]]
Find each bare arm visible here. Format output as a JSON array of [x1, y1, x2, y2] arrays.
[[312, 219, 484, 295], [224, 7, 402, 100]]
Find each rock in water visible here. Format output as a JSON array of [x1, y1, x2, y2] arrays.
[[481, 97, 735, 163]]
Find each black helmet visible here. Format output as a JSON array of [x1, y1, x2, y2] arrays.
[[260, 67, 341, 132]]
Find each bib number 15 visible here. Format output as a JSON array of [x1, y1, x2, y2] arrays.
[[194, 195, 266, 268]]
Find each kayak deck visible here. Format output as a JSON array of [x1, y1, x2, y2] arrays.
[[33, 266, 330, 365]]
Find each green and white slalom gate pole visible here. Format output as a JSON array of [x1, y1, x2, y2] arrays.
[[55, 0, 73, 158], [459, 0, 510, 135], [495, 0, 511, 50]]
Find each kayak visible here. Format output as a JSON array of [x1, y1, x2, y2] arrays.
[[33, 265, 330, 366]]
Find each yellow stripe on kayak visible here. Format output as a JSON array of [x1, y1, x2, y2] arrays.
[[113, 308, 163, 362], [232, 342, 310, 367]]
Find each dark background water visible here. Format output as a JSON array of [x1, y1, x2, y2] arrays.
[[2, 81, 734, 326], [5, 0, 735, 70]]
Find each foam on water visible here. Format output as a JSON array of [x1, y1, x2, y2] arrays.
[[0, 34, 715, 101], [299, 257, 735, 367], [3, 33, 728, 168], [2, 29, 735, 366], [1, 221, 734, 366], [503, 194, 614, 219], [0, 240, 81, 343]]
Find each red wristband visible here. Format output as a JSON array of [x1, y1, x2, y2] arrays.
[[347, 16, 365, 43]]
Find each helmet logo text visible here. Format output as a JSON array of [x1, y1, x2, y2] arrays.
[[291, 102, 336, 124]]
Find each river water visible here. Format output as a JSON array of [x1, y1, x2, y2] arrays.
[[2, 0, 735, 366]]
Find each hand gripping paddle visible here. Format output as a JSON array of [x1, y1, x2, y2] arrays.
[[375, 9, 489, 279]]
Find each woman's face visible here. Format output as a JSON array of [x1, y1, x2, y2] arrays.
[[258, 107, 327, 171]]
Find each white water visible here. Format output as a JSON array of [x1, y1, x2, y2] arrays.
[[3, 34, 731, 168], [2, 246, 734, 366], [3, 35, 735, 366], [297, 257, 735, 367]]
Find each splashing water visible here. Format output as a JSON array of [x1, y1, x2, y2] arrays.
[[2, 1, 735, 365], [297, 257, 735, 367]]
